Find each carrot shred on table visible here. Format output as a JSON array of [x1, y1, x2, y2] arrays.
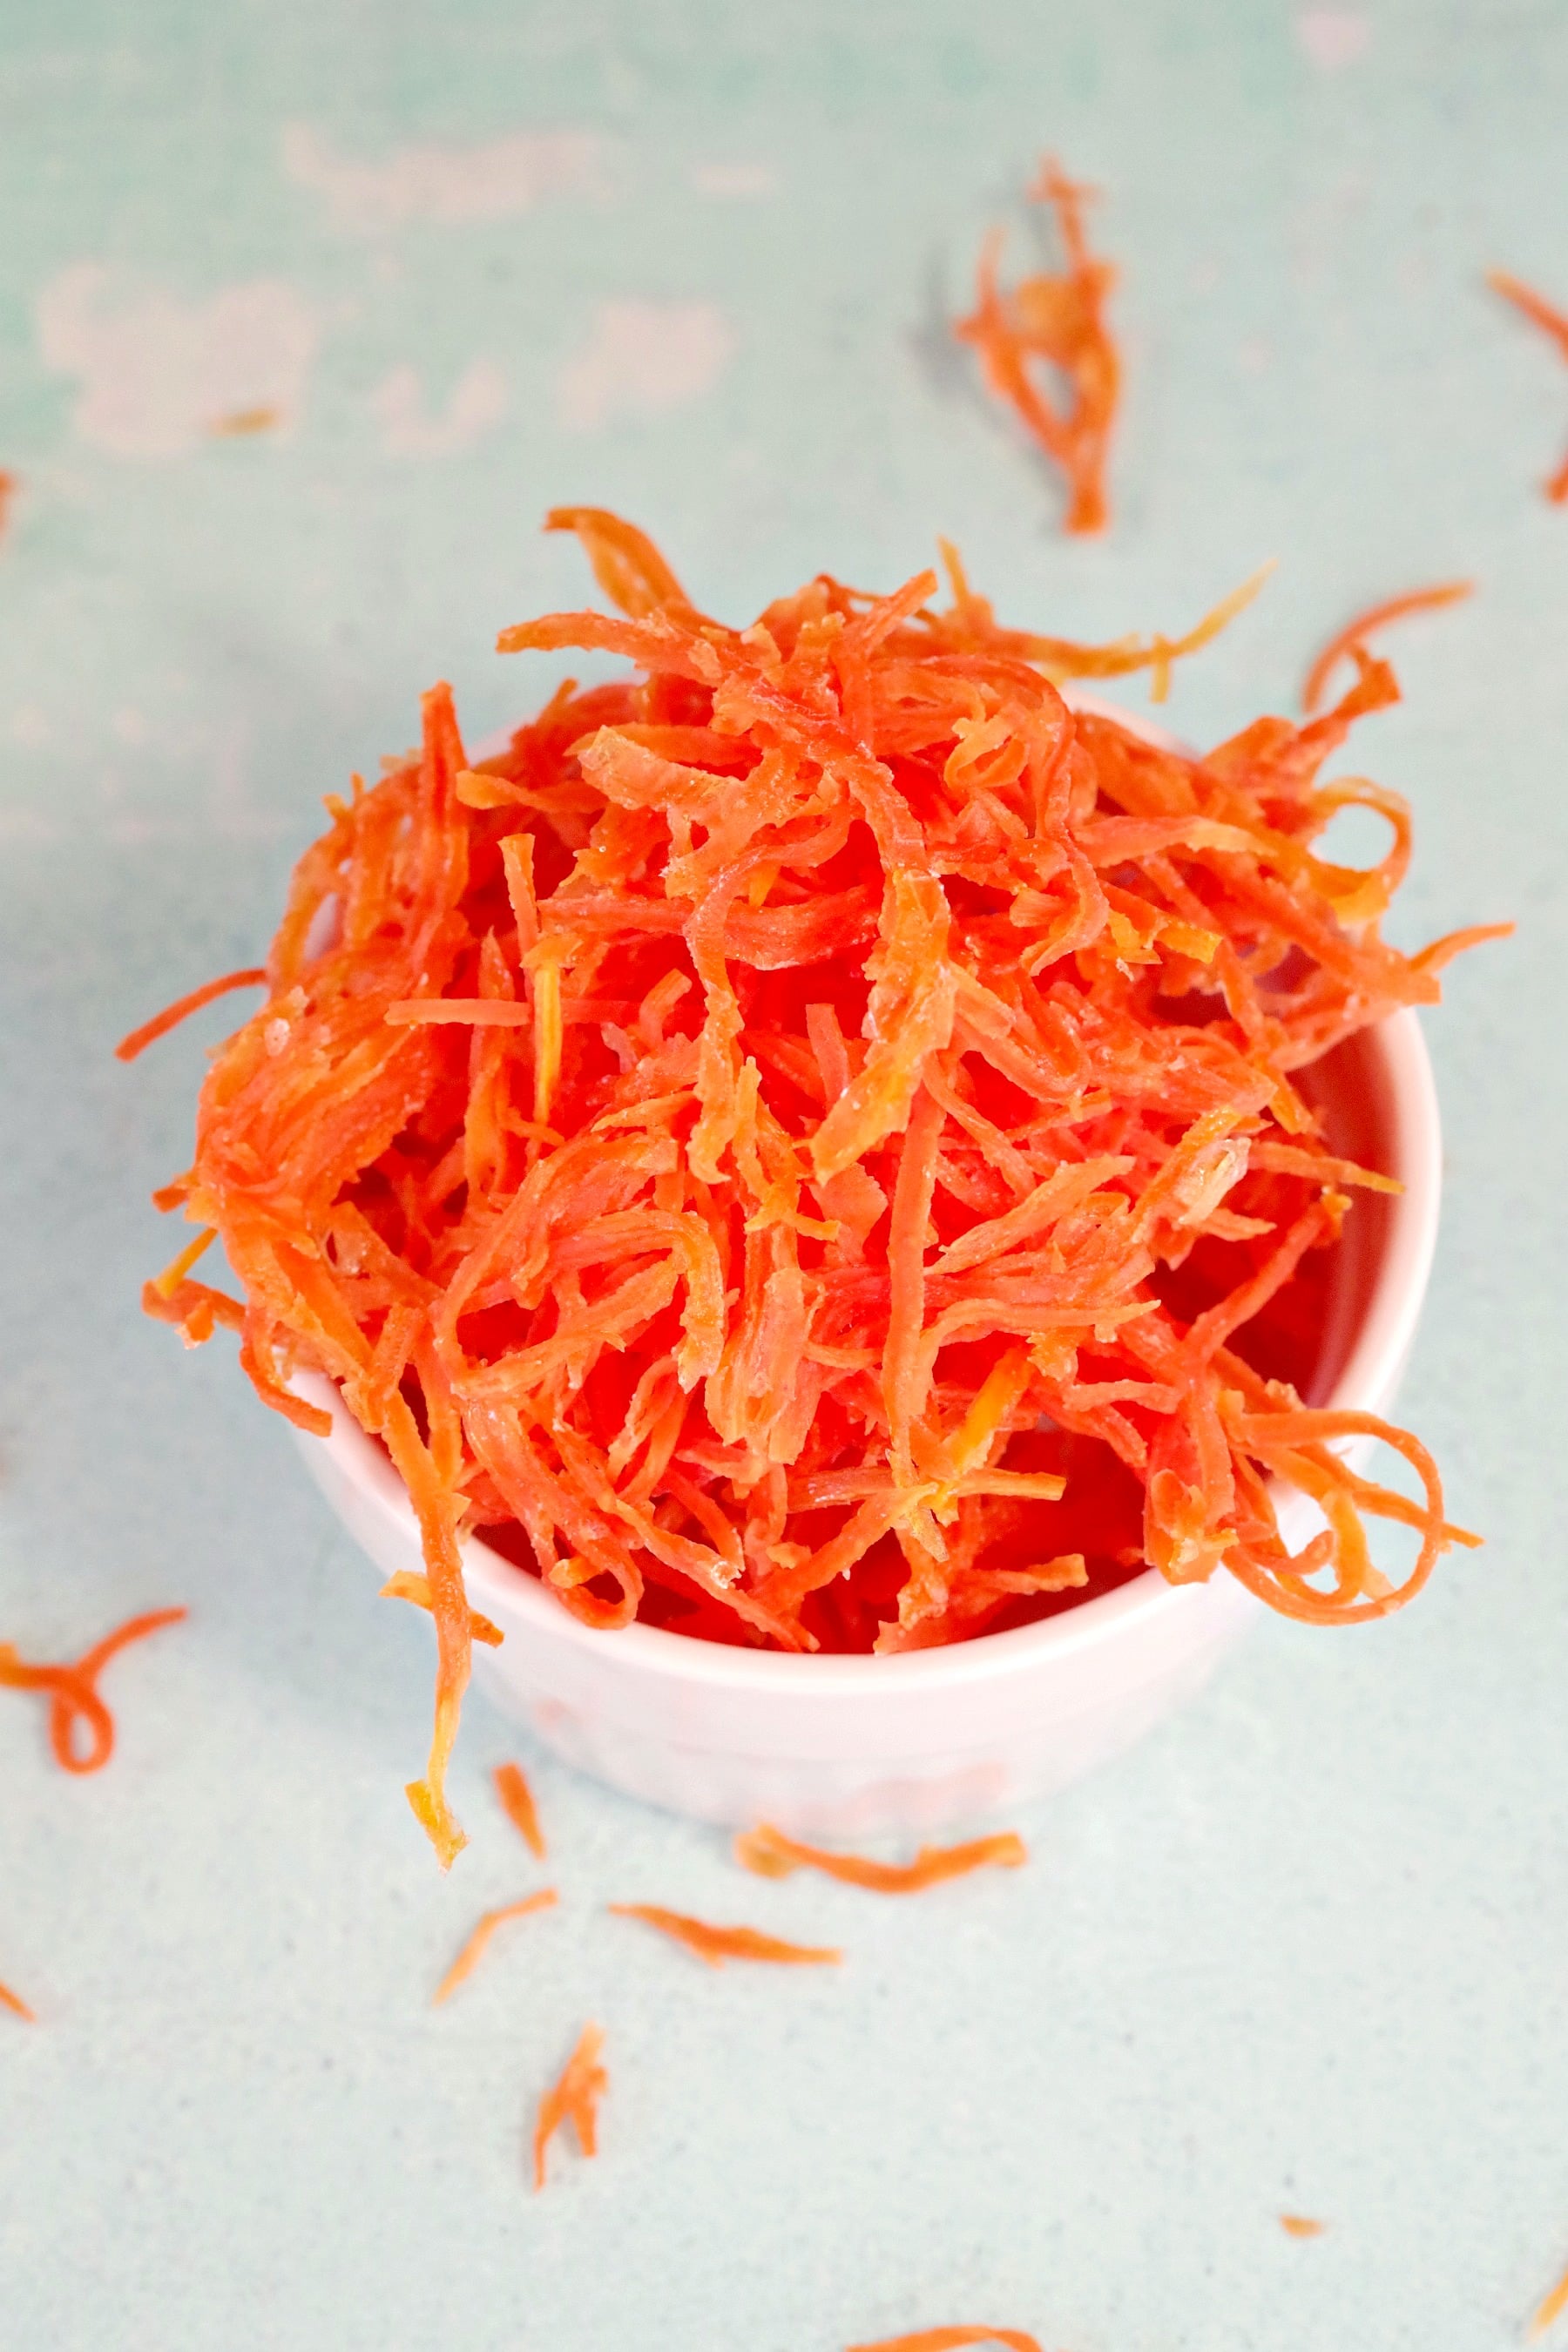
[[134, 510, 1497, 1859], [115, 968, 267, 1063], [432, 1889, 558, 2004], [1280, 2213, 1327, 2239], [956, 157, 1120, 533], [494, 1761, 547, 1859], [1489, 268, 1568, 503], [0, 470, 16, 543], [533, 2022, 607, 2191], [736, 1823, 1027, 1893], [1531, 2251, 1568, 2342], [1301, 582, 1475, 713], [846, 2328, 1043, 2352], [0, 1976, 37, 2024], [607, 1902, 842, 1967], [0, 1607, 187, 1774]]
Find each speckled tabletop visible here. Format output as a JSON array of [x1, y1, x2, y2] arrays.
[[2, 4, 1565, 2349]]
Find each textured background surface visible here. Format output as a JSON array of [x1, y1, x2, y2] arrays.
[[1, 4, 1565, 2348]]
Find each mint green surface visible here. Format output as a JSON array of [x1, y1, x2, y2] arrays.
[[1, 6, 1565, 2348]]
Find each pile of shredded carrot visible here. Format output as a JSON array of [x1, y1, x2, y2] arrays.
[[1489, 269, 1568, 504], [128, 507, 1501, 1866], [956, 159, 1119, 533]]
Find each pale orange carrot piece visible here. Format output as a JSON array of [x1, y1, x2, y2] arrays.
[[1280, 2213, 1326, 2239], [533, 2022, 607, 2191], [1530, 2250, 1568, 2342], [607, 1903, 841, 1968], [1301, 581, 1473, 713], [432, 1890, 558, 2004], [736, 1823, 1027, 1895], [0, 1977, 37, 2024], [494, 1761, 546, 1859], [846, 2328, 1043, 2352], [114, 968, 267, 1062]]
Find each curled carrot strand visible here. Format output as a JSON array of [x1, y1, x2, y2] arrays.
[[1489, 268, 1568, 504], [533, 2023, 607, 2191], [607, 1903, 841, 1967], [1301, 582, 1474, 714], [0, 1607, 187, 1774], [115, 968, 267, 1063], [736, 1824, 1027, 1894]]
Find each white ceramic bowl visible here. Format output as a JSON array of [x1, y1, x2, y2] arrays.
[[292, 1003, 1439, 1838]]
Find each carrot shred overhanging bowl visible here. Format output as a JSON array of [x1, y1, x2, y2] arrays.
[[135, 510, 1497, 1863]]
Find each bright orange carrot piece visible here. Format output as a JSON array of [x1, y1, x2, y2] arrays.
[[607, 1903, 841, 1968], [115, 968, 267, 1063], [1531, 2250, 1568, 2342], [0, 1607, 186, 1774], [432, 1890, 558, 2004], [1301, 582, 1474, 713], [533, 2022, 607, 2191], [493, 1761, 546, 1859], [1280, 2213, 1326, 2239], [0, 1977, 37, 2024], [736, 1823, 1027, 1894], [846, 2328, 1043, 2352]]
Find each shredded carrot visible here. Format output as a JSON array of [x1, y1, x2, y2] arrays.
[[432, 1889, 558, 2004], [115, 968, 267, 1063], [0, 470, 15, 543], [0, 1607, 187, 1774], [737, 1823, 1026, 1893], [1280, 2213, 1326, 2239], [1301, 582, 1474, 713], [608, 1902, 841, 1967], [0, 1976, 37, 2024], [152, 1226, 217, 1298], [1531, 2252, 1568, 2342], [135, 510, 1496, 1858], [956, 158, 1120, 532], [847, 2329, 1043, 2352], [380, 1573, 503, 1647], [533, 2022, 607, 2191], [1489, 269, 1568, 503], [494, 1761, 547, 1858]]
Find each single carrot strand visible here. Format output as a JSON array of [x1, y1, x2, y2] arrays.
[[1280, 2213, 1327, 2239], [0, 470, 16, 541], [1301, 582, 1474, 714], [607, 1903, 842, 1968], [432, 1890, 558, 2004], [115, 968, 267, 1063], [0, 1977, 37, 2024], [533, 2022, 607, 2191], [1531, 2251, 1568, 2342], [736, 1823, 1027, 1894], [1488, 271, 1568, 505], [846, 2328, 1043, 2352], [493, 1761, 547, 1859], [0, 1607, 187, 1774], [152, 1227, 216, 1299]]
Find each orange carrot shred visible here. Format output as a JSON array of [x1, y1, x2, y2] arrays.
[[0, 1976, 37, 2024], [1489, 268, 1568, 503], [494, 1761, 547, 1859], [152, 1226, 217, 1299], [432, 1889, 558, 2004], [133, 511, 1497, 1856], [0, 1607, 187, 1774], [1531, 2251, 1568, 2342], [956, 157, 1120, 533], [380, 1573, 504, 1648], [736, 1823, 1027, 1894], [846, 2328, 1043, 2352], [533, 2022, 607, 2191], [1301, 582, 1474, 713], [114, 968, 267, 1063], [0, 470, 16, 543], [607, 1903, 842, 1968], [1280, 2213, 1327, 2239]]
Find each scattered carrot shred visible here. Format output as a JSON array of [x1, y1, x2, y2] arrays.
[[0, 470, 16, 543], [494, 1761, 547, 1859], [737, 1823, 1027, 1893], [432, 1889, 558, 2004], [210, 406, 280, 437], [1280, 2213, 1327, 2239], [0, 1977, 37, 2024], [847, 2328, 1043, 2352], [607, 1902, 842, 1967], [1489, 268, 1568, 504], [956, 157, 1120, 533], [533, 2022, 607, 2191], [134, 510, 1497, 1859], [1531, 2251, 1568, 2343], [115, 968, 267, 1064], [0, 1607, 187, 1774], [1301, 582, 1475, 714]]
